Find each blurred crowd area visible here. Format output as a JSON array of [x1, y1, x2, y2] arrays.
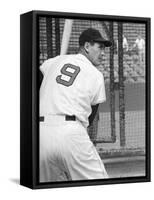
[[39, 17, 146, 83], [98, 53, 145, 84]]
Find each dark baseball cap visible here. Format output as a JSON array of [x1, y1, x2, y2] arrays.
[[79, 28, 112, 47]]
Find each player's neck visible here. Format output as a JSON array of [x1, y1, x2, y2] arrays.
[[79, 48, 91, 63]]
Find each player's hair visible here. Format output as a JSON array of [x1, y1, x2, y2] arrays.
[[79, 40, 95, 47]]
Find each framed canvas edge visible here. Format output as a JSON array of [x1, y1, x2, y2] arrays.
[[31, 10, 151, 21], [20, 10, 151, 190], [20, 11, 33, 188]]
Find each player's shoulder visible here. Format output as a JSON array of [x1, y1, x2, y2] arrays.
[[48, 54, 77, 65], [87, 61, 103, 79], [42, 55, 71, 67], [75, 54, 103, 77], [40, 55, 59, 67], [61, 54, 78, 62], [93, 68, 104, 83], [74, 54, 96, 69], [40, 55, 62, 74]]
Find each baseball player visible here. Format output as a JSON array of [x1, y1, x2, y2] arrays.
[[39, 28, 112, 182]]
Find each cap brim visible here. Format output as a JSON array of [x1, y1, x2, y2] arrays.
[[94, 39, 112, 47], [102, 40, 112, 47]]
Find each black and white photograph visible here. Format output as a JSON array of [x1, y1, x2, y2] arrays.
[[20, 10, 151, 189]]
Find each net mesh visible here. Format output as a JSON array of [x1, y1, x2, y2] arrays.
[[39, 17, 146, 157]]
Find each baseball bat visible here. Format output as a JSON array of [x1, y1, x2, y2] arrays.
[[60, 19, 73, 55]]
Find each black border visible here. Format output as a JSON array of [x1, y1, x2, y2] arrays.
[[20, 11, 33, 187], [20, 10, 151, 189]]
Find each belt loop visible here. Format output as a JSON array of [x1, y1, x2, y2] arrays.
[[39, 116, 44, 122], [65, 115, 76, 121]]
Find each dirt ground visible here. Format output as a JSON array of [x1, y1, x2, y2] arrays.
[[103, 156, 145, 178]]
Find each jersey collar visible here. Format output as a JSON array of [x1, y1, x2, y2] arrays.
[[77, 53, 93, 66]]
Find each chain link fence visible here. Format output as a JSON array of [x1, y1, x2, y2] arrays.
[[39, 17, 146, 158]]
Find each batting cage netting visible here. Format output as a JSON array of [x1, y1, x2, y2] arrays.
[[39, 17, 145, 159]]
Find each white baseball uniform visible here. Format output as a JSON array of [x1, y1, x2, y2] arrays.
[[39, 53, 108, 182]]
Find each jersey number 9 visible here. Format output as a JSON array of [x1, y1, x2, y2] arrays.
[[56, 64, 80, 87]]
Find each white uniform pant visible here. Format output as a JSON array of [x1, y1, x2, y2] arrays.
[[39, 115, 108, 182]]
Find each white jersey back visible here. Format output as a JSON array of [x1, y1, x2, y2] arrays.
[[40, 54, 106, 127]]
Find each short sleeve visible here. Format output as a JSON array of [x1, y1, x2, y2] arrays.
[[91, 72, 106, 105]]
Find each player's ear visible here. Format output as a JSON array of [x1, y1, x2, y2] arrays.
[[84, 42, 90, 53]]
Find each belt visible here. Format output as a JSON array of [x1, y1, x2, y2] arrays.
[[39, 115, 76, 122]]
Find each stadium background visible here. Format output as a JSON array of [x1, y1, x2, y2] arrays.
[[38, 17, 146, 178]]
